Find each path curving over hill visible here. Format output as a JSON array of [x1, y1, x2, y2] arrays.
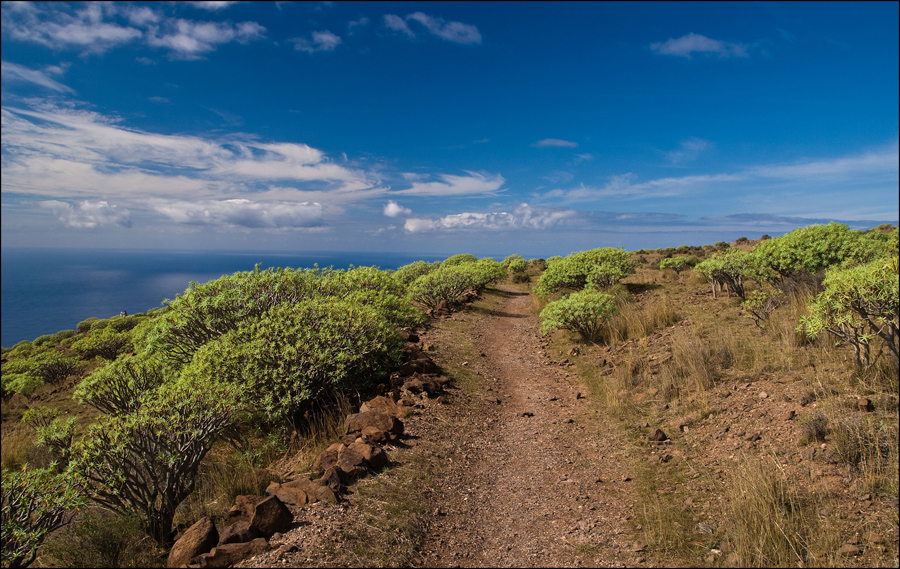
[[416, 285, 644, 567]]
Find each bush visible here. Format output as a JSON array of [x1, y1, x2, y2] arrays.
[[534, 248, 636, 297], [40, 509, 159, 569], [695, 248, 749, 299], [392, 260, 438, 289], [441, 253, 478, 267], [70, 380, 238, 546], [2, 467, 85, 569], [181, 299, 402, 423], [539, 289, 618, 343], [800, 256, 899, 367], [72, 328, 132, 361], [74, 353, 167, 416], [76, 318, 98, 333], [1, 374, 43, 398], [659, 256, 692, 277]]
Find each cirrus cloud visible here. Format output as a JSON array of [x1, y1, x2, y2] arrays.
[[650, 32, 749, 59]]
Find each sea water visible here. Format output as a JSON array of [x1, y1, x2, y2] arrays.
[[1, 248, 444, 347]]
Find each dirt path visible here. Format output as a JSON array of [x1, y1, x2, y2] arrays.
[[416, 285, 644, 567]]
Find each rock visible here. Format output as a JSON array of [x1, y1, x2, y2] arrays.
[[359, 395, 411, 418], [313, 443, 344, 473], [315, 467, 344, 493], [313, 485, 337, 504], [838, 544, 862, 557], [649, 428, 669, 442], [345, 410, 404, 441], [168, 516, 219, 568], [266, 480, 310, 507], [249, 496, 293, 538], [225, 495, 266, 526], [347, 441, 389, 470], [781, 410, 796, 421], [336, 445, 368, 480], [697, 522, 715, 534], [217, 520, 259, 545], [194, 538, 270, 568], [399, 358, 440, 376], [858, 398, 874, 412]]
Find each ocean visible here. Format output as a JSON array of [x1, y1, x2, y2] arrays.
[[1, 248, 446, 348]]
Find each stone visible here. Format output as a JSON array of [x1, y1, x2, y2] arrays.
[[168, 516, 218, 568], [250, 496, 293, 538], [348, 441, 389, 470], [336, 445, 368, 480], [649, 428, 669, 442], [266, 481, 310, 507], [313, 485, 337, 504], [313, 444, 344, 473], [217, 520, 259, 546], [858, 398, 874, 412], [345, 410, 404, 441], [781, 410, 796, 421], [315, 467, 344, 493], [838, 544, 862, 557], [194, 538, 270, 568], [359, 395, 410, 418], [225, 495, 266, 526]]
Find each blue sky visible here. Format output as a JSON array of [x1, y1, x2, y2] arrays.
[[1, 1, 897, 258]]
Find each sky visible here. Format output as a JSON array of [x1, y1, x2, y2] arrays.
[[1, 1, 898, 258]]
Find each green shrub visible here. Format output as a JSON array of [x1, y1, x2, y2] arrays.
[[70, 379, 239, 546], [1, 373, 43, 397], [441, 253, 478, 267], [800, 255, 899, 367], [72, 328, 132, 361], [534, 248, 636, 297], [392, 260, 439, 288], [181, 299, 402, 423], [74, 353, 167, 416], [659, 256, 693, 277], [76, 318, 98, 333], [1, 467, 86, 569], [539, 289, 618, 343], [40, 509, 158, 569], [695, 248, 749, 299]]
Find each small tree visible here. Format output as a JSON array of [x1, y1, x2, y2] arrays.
[[70, 380, 238, 546], [800, 256, 899, 367], [695, 249, 749, 299], [2, 467, 85, 569], [22, 407, 77, 468], [539, 290, 618, 343], [73, 353, 167, 416], [534, 248, 636, 297], [659, 256, 692, 278]]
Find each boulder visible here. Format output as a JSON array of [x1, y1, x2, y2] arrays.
[[167, 516, 218, 568], [359, 395, 411, 418], [313, 443, 344, 473], [336, 445, 368, 480], [313, 484, 338, 504], [217, 520, 259, 546], [649, 428, 669, 442], [399, 358, 441, 376], [315, 467, 345, 493], [226, 495, 266, 526], [345, 410, 404, 441], [348, 441, 389, 470], [194, 538, 270, 568], [249, 496, 293, 538], [266, 480, 310, 507]]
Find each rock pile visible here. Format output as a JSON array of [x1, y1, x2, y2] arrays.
[[168, 326, 449, 568]]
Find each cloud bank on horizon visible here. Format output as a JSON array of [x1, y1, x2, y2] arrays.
[[1, 1, 897, 256]]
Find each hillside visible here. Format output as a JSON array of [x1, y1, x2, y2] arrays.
[[2, 229, 897, 568]]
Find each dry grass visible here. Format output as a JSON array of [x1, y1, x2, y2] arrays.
[[1, 422, 33, 471], [604, 295, 681, 344]]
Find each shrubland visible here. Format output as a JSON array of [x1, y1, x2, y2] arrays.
[[1, 224, 897, 567]]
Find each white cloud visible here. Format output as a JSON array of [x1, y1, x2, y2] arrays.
[[384, 12, 481, 44], [39, 200, 132, 229], [1, 61, 74, 93], [543, 173, 742, 203], [383, 201, 412, 217], [750, 144, 899, 180], [152, 199, 324, 229], [383, 14, 414, 37], [406, 12, 481, 44], [532, 138, 578, 148], [188, 1, 238, 11], [650, 33, 749, 59], [396, 171, 505, 197], [667, 137, 711, 164], [404, 204, 576, 233], [0, 3, 264, 58], [347, 17, 369, 33], [147, 19, 266, 58], [292, 30, 342, 53]]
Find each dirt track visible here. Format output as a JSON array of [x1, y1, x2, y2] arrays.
[[416, 285, 644, 567]]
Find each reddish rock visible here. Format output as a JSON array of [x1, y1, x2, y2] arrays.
[[194, 538, 270, 568], [217, 520, 259, 546], [315, 467, 344, 493], [336, 445, 368, 479], [649, 428, 669, 442], [360, 395, 411, 418], [167, 516, 218, 568], [345, 410, 404, 441], [249, 496, 293, 538], [226, 495, 266, 526], [266, 481, 310, 506], [858, 398, 874, 412], [348, 441, 389, 470], [313, 443, 344, 473]]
